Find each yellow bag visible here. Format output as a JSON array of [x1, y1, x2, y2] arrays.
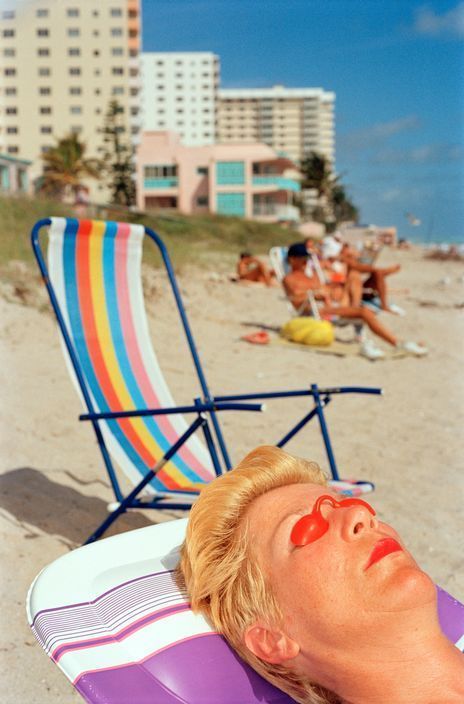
[[281, 317, 334, 347]]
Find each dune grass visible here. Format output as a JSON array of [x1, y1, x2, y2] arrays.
[[0, 195, 299, 271]]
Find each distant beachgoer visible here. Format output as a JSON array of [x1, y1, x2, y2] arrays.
[[237, 252, 275, 286], [283, 242, 427, 359], [321, 236, 402, 314]]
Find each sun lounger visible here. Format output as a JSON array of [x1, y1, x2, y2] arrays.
[[31, 218, 381, 543], [26, 519, 464, 704]]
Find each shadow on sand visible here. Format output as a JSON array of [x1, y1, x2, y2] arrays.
[[0, 467, 157, 546]]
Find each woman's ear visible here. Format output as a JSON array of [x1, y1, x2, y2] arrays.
[[244, 623, 300, 664]]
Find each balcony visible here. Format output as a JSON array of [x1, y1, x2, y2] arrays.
[[144, 178, 178, 189], [253, 203, 300, 222], [252, 176, 300, 192]]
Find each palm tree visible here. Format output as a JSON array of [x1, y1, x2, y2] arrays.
[[300, 151, 338, 199], [38, 132, 101, 201]]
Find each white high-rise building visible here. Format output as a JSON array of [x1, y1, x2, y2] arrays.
[[0, 0, 141, 199], [140, 52, 220, 145], [218, 85, 335, 165]]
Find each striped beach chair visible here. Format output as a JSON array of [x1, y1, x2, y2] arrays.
[[27, 519, 464, 704], [32, 217, 382, 543]]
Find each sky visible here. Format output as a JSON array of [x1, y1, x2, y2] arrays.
[[142, 0, 464, 242]]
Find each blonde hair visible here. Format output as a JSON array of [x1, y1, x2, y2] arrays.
[[178, 446, 341, 704]]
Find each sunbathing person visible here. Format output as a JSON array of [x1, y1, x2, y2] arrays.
[[179, 445, 464, 704], [283, 242, 426, 358], [321, 236, 402, 314], [237, 252, 275, 286]]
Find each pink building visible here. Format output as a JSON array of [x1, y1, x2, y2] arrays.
[[136, 131, 301, 222]]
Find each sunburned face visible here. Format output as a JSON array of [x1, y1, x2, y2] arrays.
[[245, 483, 436, 659]]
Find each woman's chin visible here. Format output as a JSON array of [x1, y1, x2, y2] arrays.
[[376, 564, 437, 613]]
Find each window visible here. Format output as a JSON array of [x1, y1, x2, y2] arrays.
[[130, 87, 138, 96], [112, 67, 123, 75], [69, 67, 81, 75], [4, 48, 15, 57], [2, 10, 15, 19], [5, 68, 16, 76], [5, 87, 16, 96], [70, 126, 82, 134], [70, 106, 82, 114], [130, 106, 138, 115], [6, 126, 18, 134], [196, 196, 209, 207], [197, 166, 208, 176], [40, 107, 52, 114], [39, 87, 51, 95], [129, 29, 137, 38], [93, 29, 100, 36], [3, 29, 15, 38], [111, 28, 123, 36], [95, 88, 101, 95], [6, 107, 17, 114], [36, 9, 48, 17], [129, 9, 138, 18], [144, 165, 177, 179], [68, 48, 80, 56], [111, 47, 123, 56], [7, 146, 19, 154], [110, 8, 122, 16], [38, 48, 50, 56], [40, 126, 52, 134], [38, 67, 50, 76], [67, 8, 79, 16], [157, 85, 164, 90], [68, 28, 80, 36], [94, 69, 101, 76], [112, 86, 124, 95], [69, 86, 81, 95], [129, 67, 138, 76], [41, 145, 52, 153]]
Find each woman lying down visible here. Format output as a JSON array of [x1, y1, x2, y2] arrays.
[[178, 446, 464, 704]]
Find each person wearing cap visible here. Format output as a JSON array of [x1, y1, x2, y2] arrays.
[[283, 242, 427, 359]]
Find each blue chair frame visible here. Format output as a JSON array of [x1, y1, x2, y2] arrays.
[[31, 218, 382, 544]]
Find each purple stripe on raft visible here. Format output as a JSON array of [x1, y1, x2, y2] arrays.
[[53, 603, 190, 662], [75, 633, 295, 704], [437, 586, 464, 645], [32, 569, 179, 626]]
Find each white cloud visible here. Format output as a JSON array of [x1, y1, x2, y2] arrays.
[[373, 143, 464, 164], [339, 115, 420, 150], [414, 2, 464, 38]]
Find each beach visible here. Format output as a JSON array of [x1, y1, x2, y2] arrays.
[[1, 244, 463, 703]]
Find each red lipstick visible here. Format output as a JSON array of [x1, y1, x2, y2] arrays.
[[365, 538, 403, 570]]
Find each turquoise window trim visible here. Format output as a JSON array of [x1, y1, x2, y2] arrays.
[[216, 161, 245, 185], [144, 178, 178, 189], [0, 165, 10, 190], [252, 176, 301, 192], [216, 192, 245, 216]]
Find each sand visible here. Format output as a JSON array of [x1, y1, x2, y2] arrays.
[[1, 245, 463, 703]]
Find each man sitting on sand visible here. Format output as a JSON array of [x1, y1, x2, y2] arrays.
[[237, 252, 275, 287], [283, 242, 426, 359], [179, 445, 464, 704]]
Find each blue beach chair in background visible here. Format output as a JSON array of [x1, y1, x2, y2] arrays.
[[31, 217, 381, 544]]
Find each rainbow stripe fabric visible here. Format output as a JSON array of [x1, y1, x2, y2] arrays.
[[47, 217, 215, 494]]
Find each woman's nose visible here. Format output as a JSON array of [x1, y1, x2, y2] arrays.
[[338, 504, 378, 541]]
